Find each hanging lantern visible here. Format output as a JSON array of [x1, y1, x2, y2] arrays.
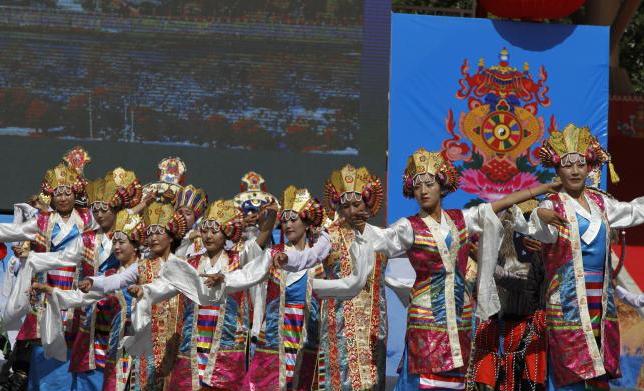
[[478, 0, 585, 20]]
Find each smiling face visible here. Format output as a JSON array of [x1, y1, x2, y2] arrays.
[[556, 153, 590, 193], [200, 222, 226, 255], [146, 225, 173, 257], [52, 186, 75, 215], [112, 233, 137, 265], [412, 175, 442, 212]]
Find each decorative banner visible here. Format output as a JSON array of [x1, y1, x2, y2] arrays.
[[388, 14, 609, 218]]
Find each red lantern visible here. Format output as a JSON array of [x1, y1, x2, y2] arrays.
[[478, 0, 585, 20]]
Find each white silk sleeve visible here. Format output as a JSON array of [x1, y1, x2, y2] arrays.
[[283, 231, 332, 272], [604, 195, 644, 229], [463, 203, 503, 320], [239, 238, 264, 266], [312, 237, 375, 299], [384, 257, 416, 307], [41, 288, 104, 362], [224, 249, 273, 294], [91, 263, 139, 293], [512, 200, 558, 244], [359, 218, 414, 259], [249, 282, 267, 338], [616, 285, 644, 308], [0, 218, 39, 243]]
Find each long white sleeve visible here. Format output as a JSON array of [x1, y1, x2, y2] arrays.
[[2, 236, 84, 329], [282, 231, 332, 272], [384, 257, 416, 307], [238, 238, 264, 266], [464, 203, 503, 320], [616, 285, 644, 308], [312, 236, 375, 299], [359, 218, 414, 259], [513, 200, 558, 244], [90, 263, 139, 293], [223, 249, 273, 294], [604, 196, 644, 229], [41, 288, 104, 362], [0, 219, 39, 243]]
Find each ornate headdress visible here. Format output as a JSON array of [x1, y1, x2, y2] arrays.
[[86, 168, 142, 209], [143, 157, 187, 204], [202, 200, 243, 243], [324, 164, 384, 215], [175, 184, 208, 219], [538, 123, 619, 183], [281, 186, 324, 227], [113, 210, 146, 244], [402, 148, 460, 198], [62, 146, 91, 175], [41, 163, 86, 196], [233, 171, 278, 214], [143, 202, 188, 239]]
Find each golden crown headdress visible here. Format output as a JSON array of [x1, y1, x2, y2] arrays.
[[538, 123, 619, 183], [175, 184, 208, 219], [113, 210, 146, 244], [202, 200, 243, 243], [324, 164, 384, 215], [281, 186, 324, 227], [402, 148, 460, 198], [41, 163, 86, 196], [143, 202, 188, 238], [86, 168, 142, 209]]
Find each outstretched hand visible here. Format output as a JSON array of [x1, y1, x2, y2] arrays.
[[127, 285, 144, 299], [258, 202, 279, 232], [272, 252, 288, 269], [200, 273, 225, 288], [78, 279, 93, 293]]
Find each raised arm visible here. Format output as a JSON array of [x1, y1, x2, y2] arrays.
[[604, 195, 644, 228], [359, 218, 414, 259], [0, 218, 39, 243], [282, 231, 332, 272], [489, 181, 559, 214], [89, 262, 139, 293], [221, 249, 273, 294], [311, 236, 375, 299]]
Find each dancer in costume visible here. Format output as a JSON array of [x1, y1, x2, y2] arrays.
[[353, 147, 559, 391], [469, 201, 548, 391], [281, 164, 389, 390], [124, 199, 279, 390], [173, 184, 208, 258], [0, 148, 95, 391], [243, 186, 330, 391], [32, 210, 146, 391], [514, 124, 644, 390]]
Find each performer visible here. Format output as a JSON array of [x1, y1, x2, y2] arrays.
[[353, 147, 558, 391], [66, 168, 140, 389], [281, 164, 388, 390], [515, 124, 644, 390], [0, 148, 95, 391], [242, 186, 326, 391], [469, 202, 548, 391], [32, 210, 146, 391], [125, 199, 279, 390], [173, 184, 208, 258]]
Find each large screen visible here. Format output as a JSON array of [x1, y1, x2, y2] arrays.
[[0, 0, 390, 212]]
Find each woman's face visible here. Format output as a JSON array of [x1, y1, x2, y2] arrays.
[[338, 198, 369, 229], [412, 176, 442, 211], [147, 226, 173, 257], [177, 206, 196, 229], [556, 153, 589, 193], [200, 223, 226, 254], [92, 202, 116, 232], [52, 186, 74, 215], [112, 234, 137, 264], [282, 213, 307, 244]]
